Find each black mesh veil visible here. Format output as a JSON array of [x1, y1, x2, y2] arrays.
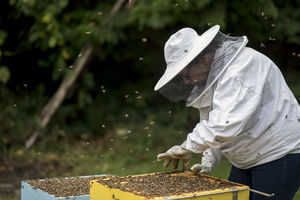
[[159, 31, 245, 105]]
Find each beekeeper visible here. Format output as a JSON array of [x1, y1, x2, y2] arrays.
[[155, 25, 300, 200]]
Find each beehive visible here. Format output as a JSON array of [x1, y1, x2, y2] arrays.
[[90, 171, 249, 200], [21, 175, 108, 200]]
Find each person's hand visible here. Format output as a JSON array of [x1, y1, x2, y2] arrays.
[[190, 161, 213, 174], [190, 149, 219, 174], [157, 145, 192, 170]]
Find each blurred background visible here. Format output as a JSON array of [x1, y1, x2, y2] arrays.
[[0, 0, 299, 199]]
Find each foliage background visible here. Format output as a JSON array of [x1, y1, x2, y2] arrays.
[[0, 0, 299, 199]]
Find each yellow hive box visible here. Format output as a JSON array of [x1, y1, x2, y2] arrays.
[[90, 171, 249, 200]]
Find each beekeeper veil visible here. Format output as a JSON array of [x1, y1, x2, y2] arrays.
[[154, 25, 247, 106]]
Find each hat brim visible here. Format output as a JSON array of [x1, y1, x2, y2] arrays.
[[154, 25, 220, 91]]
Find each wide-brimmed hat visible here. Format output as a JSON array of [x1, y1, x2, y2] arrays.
[[154, 25, 220, 91]]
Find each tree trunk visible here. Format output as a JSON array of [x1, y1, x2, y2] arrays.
[[25, 0, 126, 150], [25, 46, 93, 150]]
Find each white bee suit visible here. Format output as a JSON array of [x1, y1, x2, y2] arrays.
[[186, 42, 300, 169]]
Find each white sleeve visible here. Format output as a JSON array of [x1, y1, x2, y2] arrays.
[[202, 148, 223, 169], [185, 75, 263, 153]]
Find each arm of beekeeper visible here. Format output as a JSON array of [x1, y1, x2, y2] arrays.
[[191, 148, 223, 174], [185, 66, 264, 153]]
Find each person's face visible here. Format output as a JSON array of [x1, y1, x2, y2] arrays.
[[180, 52, 215, 85]]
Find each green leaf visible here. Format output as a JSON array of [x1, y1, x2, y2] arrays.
[[0, 30, 8, 46], [48, 36, 57, 48], [0, 66, 11, 84], [41, 13, 51, 24], [262, 0, 278, 19]]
